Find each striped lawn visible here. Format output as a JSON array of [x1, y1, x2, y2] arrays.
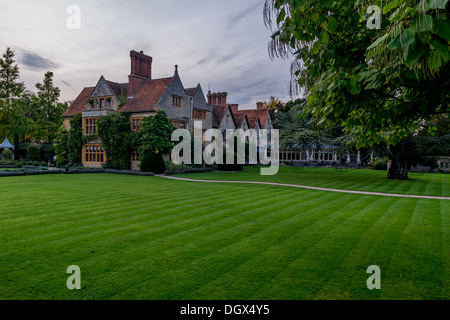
[[0, 173, 448, 300], [178, 166, 449, 197]]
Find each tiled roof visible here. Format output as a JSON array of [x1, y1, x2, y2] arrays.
[[212, 105, 228, 128], [62, 87, 95, 117], [106, 80, 128, 98], [120, 77, 172, 113], [232, 108, 270, 128], [63, 77, 172, 117], [185, 87, 197, 96], [233, 113, 247, 128], [247, 117, 261, 129]]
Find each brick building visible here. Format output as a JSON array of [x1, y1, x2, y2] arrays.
[[62, 50, 274, 169]]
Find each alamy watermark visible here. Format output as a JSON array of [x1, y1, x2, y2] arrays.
[[66, 265, 81, 290], [171, 121, 280, 175], [66, 5, 81, 30], [366, 265, 381, 290]]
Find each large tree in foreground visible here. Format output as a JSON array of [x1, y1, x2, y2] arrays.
[[264, 0, 449, 179]]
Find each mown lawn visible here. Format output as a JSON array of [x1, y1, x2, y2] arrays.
[[0, 171, 448, 300], [179, 166, 449, 197]]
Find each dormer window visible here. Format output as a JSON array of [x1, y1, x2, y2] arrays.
[[88, 97, 113, 110], [172, 95, 182, 108]]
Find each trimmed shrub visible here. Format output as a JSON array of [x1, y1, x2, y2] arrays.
[[2, 148, 13, 160], [32, 161, 40, 166], [164, 160, 190, 172], [27, 145, 41, 160], [373, 158, 388, 170], [140, 150, 165, 174], [41, 144, 56, 161], [19, 143, 31, 158]]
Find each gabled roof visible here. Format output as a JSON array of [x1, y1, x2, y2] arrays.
[[247, 116, 261, 129], [62, 87, 95, 117], [212, 104, 236, 128], [120, 77, 172, 113], [232, 107, 271, 128], [233, 113, 248, 129], [63, 76, 173, 117], [106, 80, 128, 98], [184, 87, 197, 96]]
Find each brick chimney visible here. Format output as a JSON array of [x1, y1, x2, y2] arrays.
[[128, 50, 152, 96], [207, 91, 227, 106], [256, 102, 264, 109]]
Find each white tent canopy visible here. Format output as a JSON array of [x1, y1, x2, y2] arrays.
[[0, 137, 14, 149]]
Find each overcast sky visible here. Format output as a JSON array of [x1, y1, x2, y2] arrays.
[[0, 0, 295, 109]]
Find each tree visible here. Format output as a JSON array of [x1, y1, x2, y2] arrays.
[[33, 71, 65, 142], [0, 47, 28, 159], [138, 110, 175, 155], [264, 0, 449, 179], [67, 113, 83, 165]]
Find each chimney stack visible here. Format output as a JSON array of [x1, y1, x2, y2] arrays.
[[129, 50, 153, 96], [256, 102, 264, 109], [207, 91, 227, 106]]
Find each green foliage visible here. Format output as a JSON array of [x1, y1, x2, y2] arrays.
[[55, 126, 69, 166], [118, 88, 127, 108], [140, 150, 165, 174], [2, 148, 13, 159], [264, 0, 449, 149], [138, 110, 175, 155], [40, 144, 55, 161], [164, 160, 190, 172], [373, 157, 389, 170], [67, 113, 83, 165], [27, 144, 41, 160], [0, 47, 28, 145], [97, 111, 135, 170]]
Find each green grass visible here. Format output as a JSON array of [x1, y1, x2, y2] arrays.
[[178, 166, 449, 197], [0, 172, 448, 300]]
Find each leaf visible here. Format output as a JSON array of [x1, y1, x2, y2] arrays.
[[432, 19, 450, 41], [319, 28, 329, 44], [320, 0, 334, 7], [409, 15, 433, 32], [327, 16, 338, 34], [404, 40, 426, 66], [277, 8, 286, 24], [430, 37, 449, 59], [367, 33, 389, 50], [427, 0, 449, 9], [383, 0, 399, 14], [387, 29, 415, 49], [312, 40, 322, 54]]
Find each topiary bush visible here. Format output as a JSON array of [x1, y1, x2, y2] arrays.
[[2, 148, 13, 160], [373, 158, 388, 170], [140, 150, 165, 174], [27, 144, 41, 160]]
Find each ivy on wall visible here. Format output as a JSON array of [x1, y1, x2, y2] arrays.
[[97, 111, 138, 170]]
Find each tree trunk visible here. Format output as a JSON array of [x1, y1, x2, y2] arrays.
[[387, 139, 409, 180]]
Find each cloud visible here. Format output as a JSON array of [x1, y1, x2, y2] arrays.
[[15, 47, 59, 71], [228, 1, 262, 29]]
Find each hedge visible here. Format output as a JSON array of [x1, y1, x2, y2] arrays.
[[0, 168, 155, 177]]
